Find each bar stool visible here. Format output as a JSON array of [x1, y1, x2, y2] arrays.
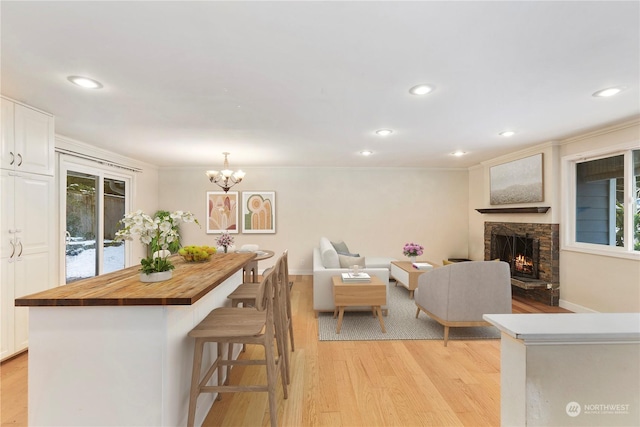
[[227, 251, 294, 380], [280, 250, 295, 354], [186, 265, 287, 427]]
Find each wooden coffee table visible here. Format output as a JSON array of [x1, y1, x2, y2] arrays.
[[390, 260, 438, 299], [332, 276, 386, 334]]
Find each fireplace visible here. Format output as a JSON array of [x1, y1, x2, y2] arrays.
[[484, 222, 560, 306], [491, 228, 540, 280]]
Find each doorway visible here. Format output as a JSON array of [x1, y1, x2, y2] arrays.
[[61, 158, 131, 283]]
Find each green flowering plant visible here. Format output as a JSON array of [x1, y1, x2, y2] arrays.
[[115, 210, 199, 274]]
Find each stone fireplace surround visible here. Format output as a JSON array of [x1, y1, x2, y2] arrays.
[[484, 221, 560, 305]]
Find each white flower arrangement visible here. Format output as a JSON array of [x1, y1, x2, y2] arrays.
[[115, 210, 199, 274]]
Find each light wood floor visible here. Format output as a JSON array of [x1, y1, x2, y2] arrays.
[[1, 275, 570, 427]]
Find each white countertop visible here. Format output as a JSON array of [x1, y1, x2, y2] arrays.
[[483, 313, 640, 343]]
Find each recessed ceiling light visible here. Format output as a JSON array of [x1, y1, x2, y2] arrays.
[[360, 150, 373, 156], [375, 129, 393, 136], [499, 130, 515, 137], [592, 86, 625, 97], [67, 76, 103, 89], [409, 84, 435, 95], [451, 150, 466, 157]]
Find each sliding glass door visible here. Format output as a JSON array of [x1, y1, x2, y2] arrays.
[[61, 157, 131, 283]]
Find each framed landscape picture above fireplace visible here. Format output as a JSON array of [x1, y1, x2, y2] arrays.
[[490, 153, 543, 205]]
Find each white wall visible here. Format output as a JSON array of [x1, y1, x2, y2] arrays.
[[158, 167, 470, 274], [468, 120, 640, 313]]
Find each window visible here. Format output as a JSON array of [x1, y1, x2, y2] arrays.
[[566, 147, 639, 257]]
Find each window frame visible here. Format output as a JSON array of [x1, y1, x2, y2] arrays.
[[562, 142, 640, 260]]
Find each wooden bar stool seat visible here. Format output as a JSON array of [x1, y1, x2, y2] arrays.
[[227, 282, 260, 308]]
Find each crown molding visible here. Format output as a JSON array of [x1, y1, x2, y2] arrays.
[[559, 117, 640, 146], [55, 134, 158, 170]]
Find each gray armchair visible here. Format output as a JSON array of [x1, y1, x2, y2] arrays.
[[414, 261, 512, 346]]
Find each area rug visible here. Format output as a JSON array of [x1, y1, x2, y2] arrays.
[[318, 282, 502, 342]]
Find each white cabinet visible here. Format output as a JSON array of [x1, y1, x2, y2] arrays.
[[1, 97, 54, 176], [1, 171, 55, 359], [0, 96, 55, 359]]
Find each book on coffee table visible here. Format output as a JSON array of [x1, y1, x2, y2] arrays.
[[341, 272, 371, 282], [412, 262, 433, 270]]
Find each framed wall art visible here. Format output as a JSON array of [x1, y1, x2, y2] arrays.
[[206, 191, 238, 233], [242, 191, 276, 234], [490, 153, 543, 205]]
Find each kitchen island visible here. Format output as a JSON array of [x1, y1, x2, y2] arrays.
[[484, 313, 640, 426], [15, 252, 255, 426]]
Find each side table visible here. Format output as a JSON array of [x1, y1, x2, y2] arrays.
[[390, 260, 438, 299], [331, 276, 386, 334]]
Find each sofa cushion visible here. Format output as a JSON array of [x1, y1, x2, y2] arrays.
[[365, 256, 396, 269], [319, 237, 340, 268], [331, 240, 350, 254], [338, 254, 365, 268]]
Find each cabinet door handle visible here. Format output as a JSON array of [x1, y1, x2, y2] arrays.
[[17, 240, 23, 257], [17, 153, 23, 166], [9, 151, 14, 165], [9, 240, 15, 258]]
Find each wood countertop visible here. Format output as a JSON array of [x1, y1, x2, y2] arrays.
[[15, 252, 255, 307]]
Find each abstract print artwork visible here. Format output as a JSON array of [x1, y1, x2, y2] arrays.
[[242, 191, 276, 233], [490, 153, 544, 205], [206, 191, 238, 233]]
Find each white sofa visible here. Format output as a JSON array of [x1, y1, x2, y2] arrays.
[[312, 237, 395, 316]]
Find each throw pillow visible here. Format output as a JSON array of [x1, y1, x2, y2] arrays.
[[331, 240, 350, 254], [442, 259, 454, 266], [337, 251, 360, 257], [338, 254, 365, 268]]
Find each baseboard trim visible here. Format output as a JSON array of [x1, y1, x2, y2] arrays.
[[559, 299, 599, 313]]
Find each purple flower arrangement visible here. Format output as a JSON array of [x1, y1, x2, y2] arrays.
[[403, 242, 424, 257], [216, 231, 234, 252]]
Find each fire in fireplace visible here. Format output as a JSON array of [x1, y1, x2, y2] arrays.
[[491, 228, 540, 280]]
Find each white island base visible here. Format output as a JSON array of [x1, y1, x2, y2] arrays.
[[28, 270, 243, 426], [484, 313, 640, 427]]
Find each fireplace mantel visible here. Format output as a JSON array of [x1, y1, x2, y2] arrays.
[[476, 207, 550, 214]]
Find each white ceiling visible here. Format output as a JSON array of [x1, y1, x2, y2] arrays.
[[1, 1, 638, 169]]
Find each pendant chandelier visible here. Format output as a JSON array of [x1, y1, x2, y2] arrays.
[[205, 152, 245, 193]]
